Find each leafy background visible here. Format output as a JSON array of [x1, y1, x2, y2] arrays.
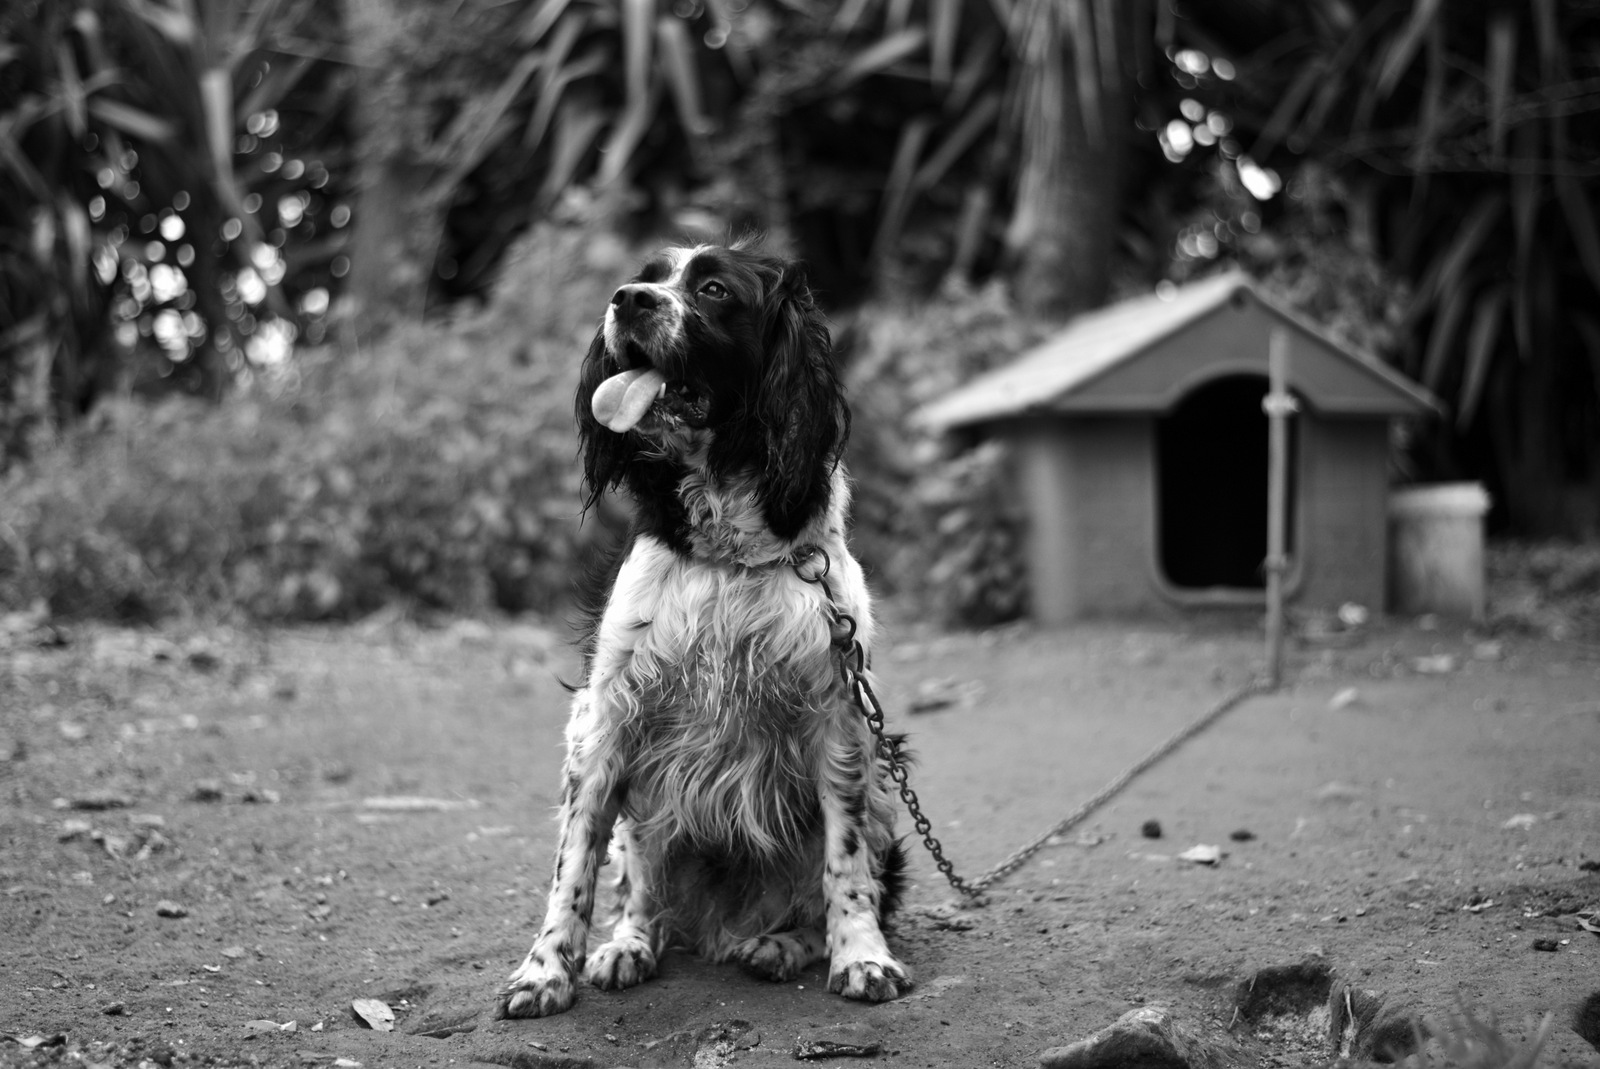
[[2, 0, 1599, 634]]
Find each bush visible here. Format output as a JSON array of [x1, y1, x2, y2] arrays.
[[0, 222, 633, 623], [844, 282, 1050, 626]]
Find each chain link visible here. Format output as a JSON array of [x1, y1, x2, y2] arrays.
[[791, 544, 1269, 903]]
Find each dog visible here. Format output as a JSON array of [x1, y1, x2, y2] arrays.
[[497, 241, 910, 1019]]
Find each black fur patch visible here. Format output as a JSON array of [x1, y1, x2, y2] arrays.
[[876, 839, 909, 925]]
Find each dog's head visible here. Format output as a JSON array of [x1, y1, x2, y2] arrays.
[[577, 241, 848, 541]]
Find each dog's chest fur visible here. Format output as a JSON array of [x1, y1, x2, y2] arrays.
[[593, 470, 865, 859], [605, 540, 840, 856]]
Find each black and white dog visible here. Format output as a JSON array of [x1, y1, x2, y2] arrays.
[[498, 241, 910, 1018]]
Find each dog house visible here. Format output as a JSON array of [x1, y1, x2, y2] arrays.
[[916, 273, 1439, 624]]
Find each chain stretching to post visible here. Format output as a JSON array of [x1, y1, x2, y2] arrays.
[[791, 544, 1270, 904], [792, 544, 981, 898]]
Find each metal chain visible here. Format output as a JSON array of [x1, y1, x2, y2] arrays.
[[791, 544, 1269, 903]]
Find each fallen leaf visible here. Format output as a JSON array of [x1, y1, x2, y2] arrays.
[[350, 998, 395, 1032], [1337, 602, 1369, 627], [1315, 781, 1362, 803], [1328, 687, 1362, 710], [360, 796, 480, 812], [794, 1023, 882, 1059], [1177, 844, 1222, 865]]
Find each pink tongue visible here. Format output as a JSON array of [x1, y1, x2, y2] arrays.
[[591, 367, 667, 433]]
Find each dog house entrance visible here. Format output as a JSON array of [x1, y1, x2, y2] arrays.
[[1157, 374, 1297, 591]]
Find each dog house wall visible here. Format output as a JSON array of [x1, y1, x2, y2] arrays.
[[918, 275, 1437, 625], [1001, 412, 1394, 623]]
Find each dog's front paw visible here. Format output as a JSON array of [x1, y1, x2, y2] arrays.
[[585, 936, 656, 991], [828, 957, 912, 1002], [498, 958, 578, 1018]]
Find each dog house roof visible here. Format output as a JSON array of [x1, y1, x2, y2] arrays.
[[916, 272, 1439, 431]]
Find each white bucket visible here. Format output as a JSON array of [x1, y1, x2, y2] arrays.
[[1388, 483, 1490, 620]]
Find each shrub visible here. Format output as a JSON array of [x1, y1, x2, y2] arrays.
[[0, 221, 632, 623], [844, 281, 1050, 626]]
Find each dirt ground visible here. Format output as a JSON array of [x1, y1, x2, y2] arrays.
[[3, 606, 1599, 1069]]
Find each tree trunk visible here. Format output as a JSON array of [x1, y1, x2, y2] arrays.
[[341, 0, 449, 334], [1005, 18, 1129, 320]]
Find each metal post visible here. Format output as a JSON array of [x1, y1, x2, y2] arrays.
[[1263, 329, 1296, 688]]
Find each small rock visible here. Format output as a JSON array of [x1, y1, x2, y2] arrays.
[[1531, 938, 1559, 952], [1229, 829, 1256, 842], [154, 900, 188, 918], [189, 780, 225, 803], [350, 998, 395, 1032], [1039, 1005, 1231, 1069], [65, 791, 134, 811], [1502, 813, 1538, 830], [101, 1002, 127, 1016], [1140, 820, 1162, 839]]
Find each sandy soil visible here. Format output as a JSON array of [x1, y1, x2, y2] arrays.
[[2, 610, 1598, 1068]]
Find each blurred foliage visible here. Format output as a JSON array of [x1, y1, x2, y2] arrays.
[[845, 282, 1049, 625], [0, 0, 352, 465], [367, 0, 1146, 308], [4, 0, 1600, 628], [1151, 0, 1600, 535], [0, 222, 625, 623], [1488, 540, 1600, 642]]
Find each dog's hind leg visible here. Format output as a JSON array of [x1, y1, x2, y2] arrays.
[[499, 691, 625, 1018], [584, 819, 661, 991], [731, 928, 826, 981]]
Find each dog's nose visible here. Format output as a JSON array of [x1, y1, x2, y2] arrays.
[[611, 284, 660, 316]]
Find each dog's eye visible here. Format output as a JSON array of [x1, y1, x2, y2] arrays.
[[699, 280, 730, 300]]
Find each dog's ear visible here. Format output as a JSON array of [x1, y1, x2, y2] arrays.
[[752, 265, 850, 540], [575, 327, 629, 512]]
